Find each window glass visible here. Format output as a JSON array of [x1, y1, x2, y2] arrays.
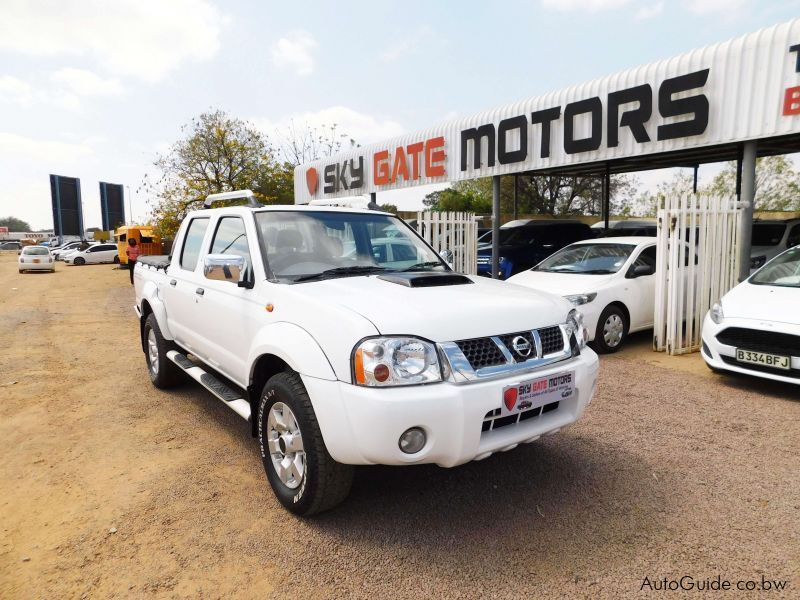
[[752, 223, 786, 246], [210, 217, 251, 268], [750, 247, 800, 288], [535, 243, 636, 274], [787, 224, 800, 248], [23, 246, 49, 255], [180, 218, 210, 271]]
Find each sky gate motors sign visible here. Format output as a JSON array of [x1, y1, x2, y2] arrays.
[[295, 19, 800, 203]]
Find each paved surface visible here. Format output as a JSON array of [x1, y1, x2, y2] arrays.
[[1, 252, 798, 599]]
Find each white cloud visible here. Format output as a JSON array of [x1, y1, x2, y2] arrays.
[[257, 106, 405, 147], [0, 75, 33, 106], [634, 2, 664, 20], [683, 0, 748, 15], [270, 30, 318, 76], [0, 0, 225, 83], [0, 132, 93, 163], [51, 68, 124, 97], [541, 0, 633, 12]]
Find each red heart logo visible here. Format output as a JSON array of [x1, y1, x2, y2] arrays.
[[503, 388, 518, 412], [306, 168, 318, 195]]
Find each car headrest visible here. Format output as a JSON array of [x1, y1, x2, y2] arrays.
[[276, 229, 303, 250]]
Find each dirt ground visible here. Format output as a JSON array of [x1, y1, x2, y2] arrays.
[[0, 251, 798, 599]]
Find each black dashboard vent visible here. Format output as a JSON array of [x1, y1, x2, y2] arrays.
[[377, 273, 474, 288]]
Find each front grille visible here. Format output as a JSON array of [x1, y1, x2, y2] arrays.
[[498, 331, 535, 363], [716, 327, 800, 356], [481, 401, 560, 433], [456, 326, 566, 371], [539, 326, 564, 355], [455, 338, 506, 369], [721, 356, 800, 379]]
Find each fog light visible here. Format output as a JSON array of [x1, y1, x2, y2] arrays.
[[398, 427, 426, 454]]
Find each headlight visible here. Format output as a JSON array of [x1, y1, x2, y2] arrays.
[[565, 309, 588, 350], [564, 293, 597, 306], [353, 337, 442, 387], [710, 303, 724, 324], [750, 255, 766, 269]]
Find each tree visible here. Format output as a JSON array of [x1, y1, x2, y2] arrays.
[[0, 216, 32, 231], [276, 120, 358, 167], [379, 203, 398, 214], [423, 188, 491, 213], [142, 110, 284, 238], [707, 155, 800, 210]]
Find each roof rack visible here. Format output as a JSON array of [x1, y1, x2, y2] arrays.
[[203, 189, 263, 209]]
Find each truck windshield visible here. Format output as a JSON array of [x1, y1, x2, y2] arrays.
[[254, 211, 447, 282]]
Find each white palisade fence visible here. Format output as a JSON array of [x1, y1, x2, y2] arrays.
[[415, 211, 478, 275], [653, 194, 742, 355]]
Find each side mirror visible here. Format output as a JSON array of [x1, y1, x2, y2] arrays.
[[628, 263, 654, 278], [204, 254, 252, 288], [439, 249, 454, 268]]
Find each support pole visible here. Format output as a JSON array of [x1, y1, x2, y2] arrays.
[[492, 175, 501, 279], [737, 142, 756, 282], [692, 165, 698, 194], [602, 168, 610, 232], [368, 192, 379, 211], [513, 175, 518, 221]]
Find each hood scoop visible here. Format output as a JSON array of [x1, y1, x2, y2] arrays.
[[377, 272, 474, 288]]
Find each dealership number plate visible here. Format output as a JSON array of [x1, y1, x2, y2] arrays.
[[501, 371, 575, 416], [735, 349, 790, 370], [32, 259, 40, 263]]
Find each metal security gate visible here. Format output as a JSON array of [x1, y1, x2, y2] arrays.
[[653, 194, 742, 355], [416, 211, 478, 275]]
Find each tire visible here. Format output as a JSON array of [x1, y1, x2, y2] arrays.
[[113, 255, 120, 264], [18, 269, 24, 273], [73, 257, 85, 266], [258, 372, 353, 516], [593, 305, 628, 354], [143, 313, 183, 388]]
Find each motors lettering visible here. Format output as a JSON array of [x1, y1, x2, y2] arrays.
[[460, 69, 710, 170]]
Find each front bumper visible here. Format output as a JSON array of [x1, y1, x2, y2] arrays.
[[477, 259, 513, 279], [303, 349, 599, 467], [701, 313, 800, 385]]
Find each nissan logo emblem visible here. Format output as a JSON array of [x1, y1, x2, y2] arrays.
[[511, 336, 532, 358]]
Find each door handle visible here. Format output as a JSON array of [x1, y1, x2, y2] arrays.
[[195, 288, 204, 296], [169, 279, 177, 286]]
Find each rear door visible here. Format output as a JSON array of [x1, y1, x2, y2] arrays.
[[626, 244, 657, 329], [163, 216, 211, 353]]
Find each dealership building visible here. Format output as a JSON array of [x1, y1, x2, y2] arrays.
[[295, 18, 800, 282]]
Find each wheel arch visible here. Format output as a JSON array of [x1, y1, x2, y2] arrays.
[[606, 300, 630, 331], [248, 354, 293, 437]]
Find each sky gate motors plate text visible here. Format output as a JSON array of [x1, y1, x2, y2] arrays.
[[294, 19, 800, 203]]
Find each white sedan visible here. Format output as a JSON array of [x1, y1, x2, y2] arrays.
[[506, 237, 656, 353], [701, 246, 800, 385], [64, 243, 120, 265], [18, 246, 55, 272]]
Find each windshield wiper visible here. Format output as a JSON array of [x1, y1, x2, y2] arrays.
[[292, 266, 390, 282], [401, 261, 444, 272], [579, 269, 616, 274]]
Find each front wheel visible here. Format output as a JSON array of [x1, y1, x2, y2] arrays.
[[258, 372, 353, 516], [593, 305, 628, 353]]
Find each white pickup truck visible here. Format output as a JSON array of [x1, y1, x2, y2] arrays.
[[134, 191, 599, 515]]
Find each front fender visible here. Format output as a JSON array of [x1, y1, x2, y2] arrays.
[[139, 279, 175, 341], [248, 322, 336, 381]]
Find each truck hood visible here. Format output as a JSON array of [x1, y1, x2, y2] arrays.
[[721, 281, 799, 325], [506, 270, 615, 296], [296, 274, 571, 341]]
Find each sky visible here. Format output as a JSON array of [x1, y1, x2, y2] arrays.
[[1, 0, 799, 231]]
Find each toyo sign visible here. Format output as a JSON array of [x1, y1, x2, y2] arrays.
[[295, 19, 800, 203]]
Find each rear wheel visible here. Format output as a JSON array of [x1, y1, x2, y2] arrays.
[[143, 313, 182, 388], [593, 305, 628, 353], [113, 255, 120, 264], [73, 257, 85, 266], [258, 372, 353, 516]]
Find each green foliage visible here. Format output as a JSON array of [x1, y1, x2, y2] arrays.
[[424, 173, 637, 217], [0, 216, 32, 231], [379, 203, 398, 214], [707, 156, 800, 210]]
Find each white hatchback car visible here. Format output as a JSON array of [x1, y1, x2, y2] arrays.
[[506, 237, 657, 353], [18, 245, 55, 273], [702, 246, 800, 385], [64, 243, 120, 265]]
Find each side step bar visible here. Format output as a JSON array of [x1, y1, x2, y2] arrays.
[[166, 350, 251, 421]]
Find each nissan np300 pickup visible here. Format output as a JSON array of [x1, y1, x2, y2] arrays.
[[134, 191, 599, 515]]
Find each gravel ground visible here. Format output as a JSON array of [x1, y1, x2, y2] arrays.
[[0, 252, 798, 599]]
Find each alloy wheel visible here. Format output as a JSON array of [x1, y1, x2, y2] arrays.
[[266, 402, 306, 490]]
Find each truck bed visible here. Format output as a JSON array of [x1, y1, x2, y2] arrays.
[[137, 255, 171, 271]]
